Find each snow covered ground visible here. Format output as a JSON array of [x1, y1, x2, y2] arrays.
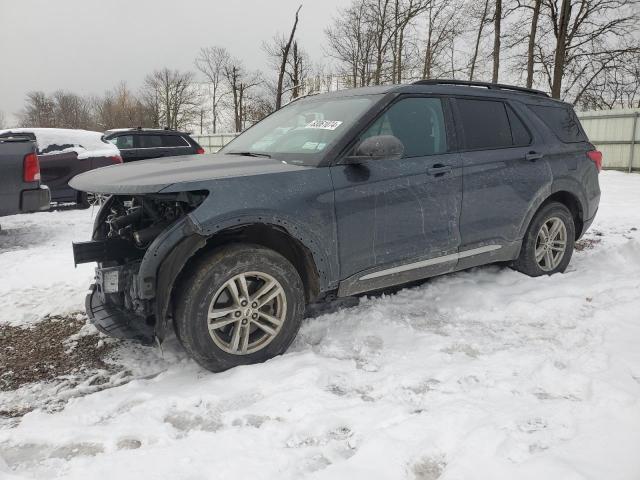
[[1, 171, 639, 480]]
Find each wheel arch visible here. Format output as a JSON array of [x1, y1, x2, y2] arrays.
[[519, 187, 585, 244], [154, 220, 329, 341]]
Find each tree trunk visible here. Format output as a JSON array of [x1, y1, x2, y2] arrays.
[[526, 0, 542, 88], [492, 0, 502, 83], [275, 5, 302, 110], [551, 0, 571, 98], [422, 6, 433, 79], [469, 0, 490, 81]]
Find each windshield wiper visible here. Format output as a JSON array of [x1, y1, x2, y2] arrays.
[[226, 151, 272, 158]]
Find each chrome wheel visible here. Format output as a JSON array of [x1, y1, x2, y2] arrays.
[[207, 272, 287, 355], [535, 217, 567, 271]]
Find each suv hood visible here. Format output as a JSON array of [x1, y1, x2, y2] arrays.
[[69, 153, 311, 194]]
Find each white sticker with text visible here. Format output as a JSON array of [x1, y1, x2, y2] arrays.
[[305, 120, 343, 130]]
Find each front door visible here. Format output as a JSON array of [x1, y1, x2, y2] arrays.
[[331, 96, 462, 295]]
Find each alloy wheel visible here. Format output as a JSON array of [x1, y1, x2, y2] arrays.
[[535, 216, 567, 271], [207, 271, 287, 355]]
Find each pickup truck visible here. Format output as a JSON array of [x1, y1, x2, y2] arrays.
[[0, 134, 51, 217]]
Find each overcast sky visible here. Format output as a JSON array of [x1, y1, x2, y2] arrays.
[[0, 0, 347, 124]]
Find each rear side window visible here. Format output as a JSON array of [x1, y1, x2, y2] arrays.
[[457, 99, 532, 149], [506, 106, 532, 146], [139, 135, 163, 148], [162, 135, 189, 147], [529, 105, 586, 143]]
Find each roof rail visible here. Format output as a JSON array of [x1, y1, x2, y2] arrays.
[[412, 79, 549, 97]]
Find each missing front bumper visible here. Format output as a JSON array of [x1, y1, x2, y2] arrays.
[[85, 284, 155, 345]]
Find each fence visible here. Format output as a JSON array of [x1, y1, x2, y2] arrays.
[[577, 109, 640, 172], [195, 109, 640, 172], [193, 133, 239, 153]]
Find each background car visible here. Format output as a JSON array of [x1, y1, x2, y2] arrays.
[[104, 128, 205, 162], [0, 128, 122, 207], [0, 133, 50, 217]]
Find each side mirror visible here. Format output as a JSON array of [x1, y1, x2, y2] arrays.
[[344, 135, 404, 164]]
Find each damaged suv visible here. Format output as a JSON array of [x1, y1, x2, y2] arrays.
[[71, 80, 601, 372]]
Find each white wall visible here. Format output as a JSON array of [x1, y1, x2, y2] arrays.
[[193, 133, 238, 153], [577, 109, 640, 172]]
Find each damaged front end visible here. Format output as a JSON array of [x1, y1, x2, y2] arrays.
[[73, 192, 207, 344]]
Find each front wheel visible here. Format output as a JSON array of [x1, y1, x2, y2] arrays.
[[174, 244, 305, 372], [512, 202, 575, 277]]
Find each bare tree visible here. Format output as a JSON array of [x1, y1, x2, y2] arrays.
[[224, 59, 262, 131], [287, 41, 310, 98], [194, 46, 231, 133], [542, 0, 640, 99], [492, 0, 502, 82], [525, 0, 542, 88], [0, 110, 6, 129], [51, 91, 94, 129], [142, 68, 200, 130], [468, 0, 491, 80], [275, 5, 302, 109], [390, 0, 431, 83], [421, 0, 461, 79], [325, 1, 376, 87], [19, 91, 56, 127], [95, 83, 154, 130]]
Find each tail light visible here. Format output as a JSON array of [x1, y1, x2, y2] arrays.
[[23, 152, 41, 182], [196, 147, 205, 154], [109, 155, 123, 164], [587, 150, 603, 172]]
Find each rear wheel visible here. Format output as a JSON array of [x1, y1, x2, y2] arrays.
[[174, 244, 305, 372], [512, 202, 575, 277]]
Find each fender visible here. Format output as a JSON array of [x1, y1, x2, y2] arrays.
[[146, 211, 337, 340], [193, 211, 338, 290]]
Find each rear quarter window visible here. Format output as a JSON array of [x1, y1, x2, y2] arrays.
[[529, 104, 586, 143], [162, 135, 190, 147]]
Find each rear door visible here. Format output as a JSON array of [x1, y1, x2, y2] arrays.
[[453, 97, 551, 263], [331, 96, 463, 295]]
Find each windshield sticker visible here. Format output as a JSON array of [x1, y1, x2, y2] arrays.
[[305, 120, 343, 130], [302, 141, 319, 150]]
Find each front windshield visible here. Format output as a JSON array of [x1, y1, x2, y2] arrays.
[[220, 94, 379, 166]]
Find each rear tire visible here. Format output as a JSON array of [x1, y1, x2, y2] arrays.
[[174, 244, 305, 372], [512, 202, 575, 277]]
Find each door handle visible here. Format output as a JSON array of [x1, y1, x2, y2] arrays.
[[525, 151, 543, 162], [427, 164, 453, 176]]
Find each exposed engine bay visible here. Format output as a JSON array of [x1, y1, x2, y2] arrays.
[[72, 191, 207, 343], [97, 192, 207, 247]]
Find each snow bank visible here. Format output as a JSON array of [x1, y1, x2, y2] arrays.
[[0, 128, 119, 159], [0, 172, 639, 479]]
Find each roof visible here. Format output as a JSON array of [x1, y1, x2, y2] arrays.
[[298, 79, 566, 105], [104, 128, 189, 136]]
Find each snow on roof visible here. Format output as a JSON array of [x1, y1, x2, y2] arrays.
[[0, 128, 119, 159]]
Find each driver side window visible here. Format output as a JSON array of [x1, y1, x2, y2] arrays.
[[361, 97, 448, 158]]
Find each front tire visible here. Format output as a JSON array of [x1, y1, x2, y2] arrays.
[[174, 244, 305, 372], [512, 202, 575, 277]]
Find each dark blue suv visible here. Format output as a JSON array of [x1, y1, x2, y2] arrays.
[[71, 80, 601, 372]]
